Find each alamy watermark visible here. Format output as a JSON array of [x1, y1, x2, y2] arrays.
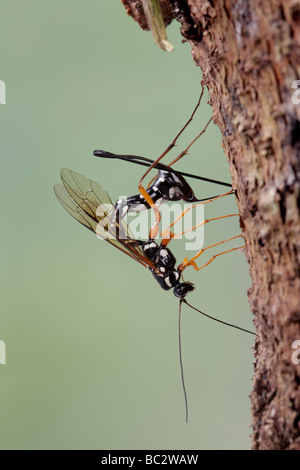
[[291, 340, 300, 365], [95, 201, 205, 251], [0, 340, 6, 364], [291, 80, 300, 105], [0, 80, 6, 104]]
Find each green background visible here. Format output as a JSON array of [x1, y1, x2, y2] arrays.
[[0, 1, 254, 449]]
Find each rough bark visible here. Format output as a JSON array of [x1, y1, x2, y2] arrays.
[[121, 0, 300, 450], [122, 0, 175, 30]]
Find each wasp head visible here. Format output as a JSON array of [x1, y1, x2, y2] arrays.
[[173, 282, 195, 299]]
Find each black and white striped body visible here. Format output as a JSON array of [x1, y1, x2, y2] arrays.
[[115, 169, 197, 219], [140, 240, 194, 298]]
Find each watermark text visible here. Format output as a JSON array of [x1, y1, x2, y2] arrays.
[[95, 201, 205, 250], [0, 340, 6, 364], [291, 80, 300, 105], [291, 340, 300, 365], [0, 80, 6, 104]]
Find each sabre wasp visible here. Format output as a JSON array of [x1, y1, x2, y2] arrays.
[[93, 85, 242, 277], [54, 87, 255, 421], [54, 168, 255, 422]]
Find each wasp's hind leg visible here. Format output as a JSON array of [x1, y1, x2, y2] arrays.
[[138, 84, 206, 213], [166, 115, 213, 169], [145, 84, 207, 189]]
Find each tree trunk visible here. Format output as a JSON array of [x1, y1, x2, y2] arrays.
[[121, 0, 300, 450]]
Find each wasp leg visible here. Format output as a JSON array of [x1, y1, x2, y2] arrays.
[[161, 213, 239, 248], [146, 89, 213, 189], [149, 204, 161, 240], [178, 235, 243, 272], [174, 213, 239, 239], [142, 83, 205, 192], [159, 189, 234, 241], [167, 115, 213, 169], [138, 84, 211, 239]]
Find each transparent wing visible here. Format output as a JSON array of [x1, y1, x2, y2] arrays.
[[54, 184, 99, 232], [60, 167, 112, 217], [54, 169, 152, 268]]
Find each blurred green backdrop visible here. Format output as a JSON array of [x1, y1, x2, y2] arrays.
[[0, 1, 254, 449]]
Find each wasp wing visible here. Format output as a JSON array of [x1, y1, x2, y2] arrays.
[[54, 169, 152, 268]]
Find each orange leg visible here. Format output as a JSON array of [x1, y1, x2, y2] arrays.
[[172, 213, 239, 240], [159, 189, 234, 243], [140, 85, 205, 191], [146, 115, 213, 189], [139, 85, 207, 238], [160, 213, 239, 248], [148, 203, 161, 240], [178, 235, 243, 272]]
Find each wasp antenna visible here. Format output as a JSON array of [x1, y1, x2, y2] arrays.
[[179, 299, 189, 423], [182, 299, 256, 336]]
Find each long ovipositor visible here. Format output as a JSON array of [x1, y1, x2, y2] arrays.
[[93, 150, 232, 219], [93, 150, 232, 187]]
